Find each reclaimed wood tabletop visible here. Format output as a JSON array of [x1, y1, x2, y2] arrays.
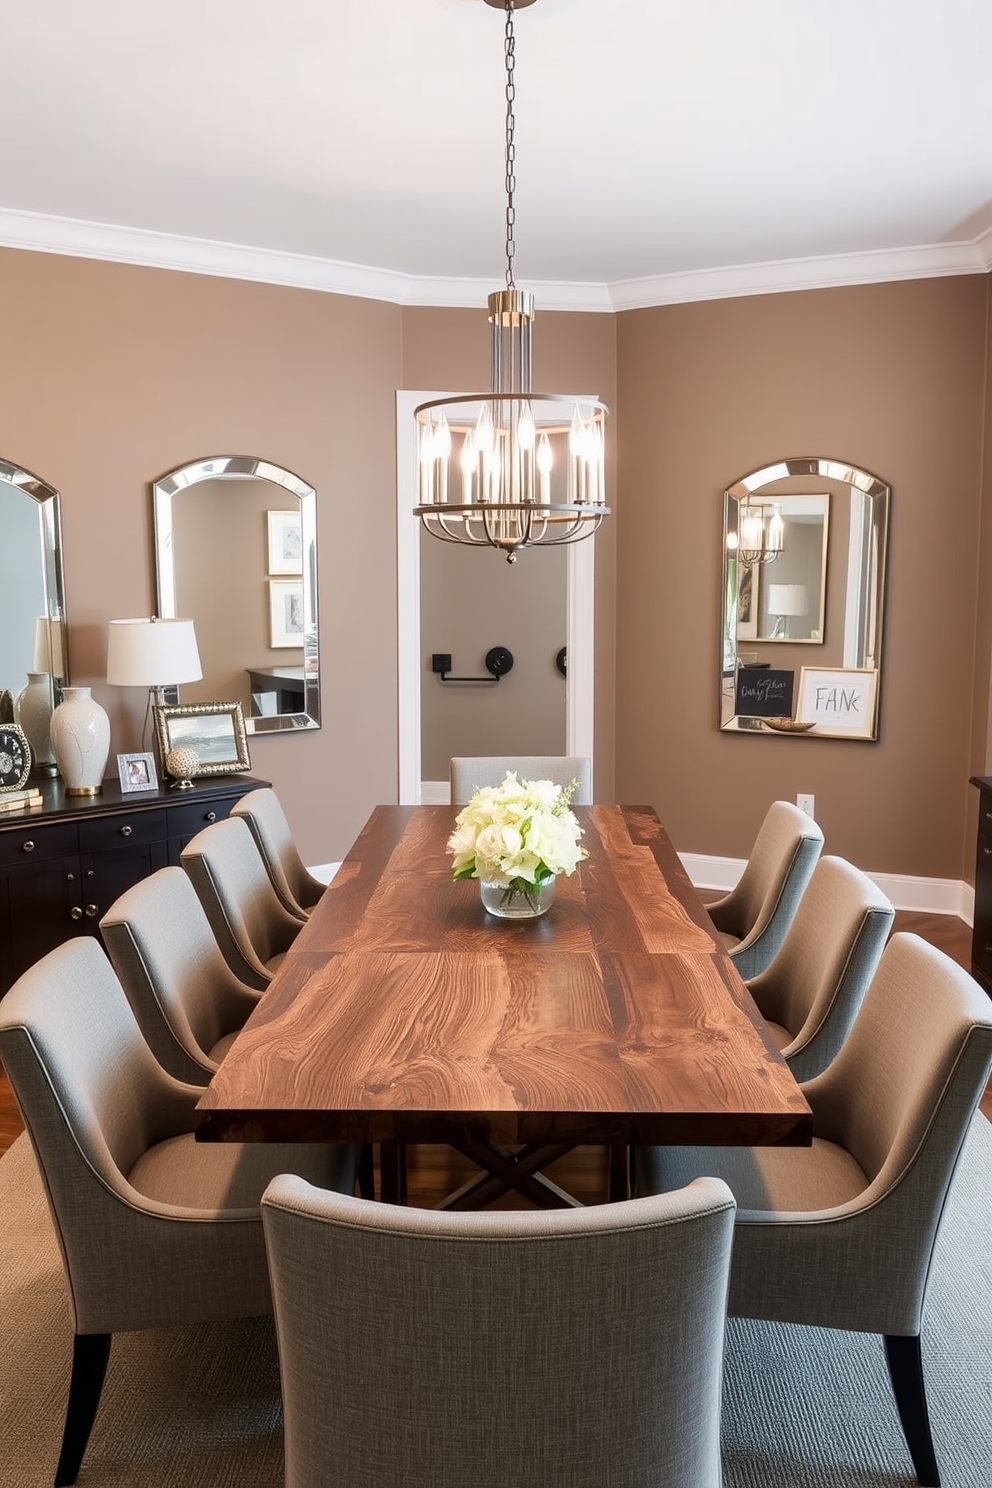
[[196, 805, 812, 1195]]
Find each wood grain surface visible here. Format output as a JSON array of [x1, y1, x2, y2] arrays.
[[197, 806, 812, 1148]]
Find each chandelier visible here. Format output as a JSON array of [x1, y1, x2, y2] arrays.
[[736, 500, 784, 568], [414, 0, 609, 563]]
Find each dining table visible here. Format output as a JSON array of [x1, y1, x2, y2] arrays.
[[196, 803, 812, 1207]]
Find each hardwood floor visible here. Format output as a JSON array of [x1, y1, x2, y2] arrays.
[[0, 908, 988, 1203]]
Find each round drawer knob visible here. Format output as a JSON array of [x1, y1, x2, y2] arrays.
[[205, 811, 217, 823], [70, 907, 83, 921], [84, 904, 99, 919], [21, 840, 35, 853], [119, 825, 133, 837]]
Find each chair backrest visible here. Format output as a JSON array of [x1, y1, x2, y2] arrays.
[[100, 865, 260, 1083], [181, 816, 303, 989], [450, 755, 592, 806], [746, 854, 894, 1080], [0, 939, 196, 1328], [262, 1174, 735, 1488], [798, 932, 992, 1333], [711, 799, 824, 979], [229, 787, 324, 919]]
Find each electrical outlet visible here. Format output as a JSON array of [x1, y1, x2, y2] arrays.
[[431, 653, 452, 674], [797, 793, 815, 817]]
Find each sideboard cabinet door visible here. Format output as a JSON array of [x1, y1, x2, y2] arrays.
[[0, 776, 267, 996]]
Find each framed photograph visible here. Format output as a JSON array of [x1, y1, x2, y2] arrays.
[[117, 751, 158, 794], [269, 579, 305, 648], [153, 701, 251, 777], [736, 562, 758, 641], [797, 667, 878, 739], [267, 509, 303, 575]]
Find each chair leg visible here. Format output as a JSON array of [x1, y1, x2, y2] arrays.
[[883, 1334, 940, 1488], [357, 1141, 376, 1200], [54, 1332, 111, 1487]]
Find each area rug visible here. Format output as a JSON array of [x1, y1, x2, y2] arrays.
[[1, 1122, 990, 1487]]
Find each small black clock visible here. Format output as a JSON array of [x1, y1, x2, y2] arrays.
[[0, 724, 32, 792]]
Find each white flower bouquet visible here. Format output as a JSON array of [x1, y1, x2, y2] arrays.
[[447, 772, 587, 911]]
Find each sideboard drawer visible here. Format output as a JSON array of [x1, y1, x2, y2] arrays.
[[0, 820, 79, 868], [166, 798, 240, 839], [77, 810, 169, 853]]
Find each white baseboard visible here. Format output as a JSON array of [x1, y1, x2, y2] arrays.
[[309, 862, 342, 885], [680, 851, 974, 924]]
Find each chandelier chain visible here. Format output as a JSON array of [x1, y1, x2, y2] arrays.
[[504, 1, 516, 289]]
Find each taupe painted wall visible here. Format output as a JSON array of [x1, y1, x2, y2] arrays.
[[2, 243, 990, 882], [616, 277, 990, 880], [0, 248, 402, 863], [419, 532, 567, 781]]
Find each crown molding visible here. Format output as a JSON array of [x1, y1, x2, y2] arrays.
[[0, 204, 987, 312], [607, 239, 991, 311]]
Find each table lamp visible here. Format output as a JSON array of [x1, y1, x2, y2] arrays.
[[106, 617, 202, 752], [766, 583, 808, 640]]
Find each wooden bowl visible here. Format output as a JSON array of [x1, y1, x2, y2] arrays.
[[763, 718, 816, 733]]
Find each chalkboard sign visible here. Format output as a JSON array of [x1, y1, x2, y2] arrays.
[[735, 668, 794, 719]]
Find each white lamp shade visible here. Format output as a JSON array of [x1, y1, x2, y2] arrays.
[[766, 584, 808, 617], [106, 618, 202, 687], [33, 616, 65, 674]]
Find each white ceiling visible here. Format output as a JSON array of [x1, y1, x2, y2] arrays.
[[3, 0, 992, 310]]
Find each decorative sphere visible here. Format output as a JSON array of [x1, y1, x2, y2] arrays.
[[165, 746, 200, 783]]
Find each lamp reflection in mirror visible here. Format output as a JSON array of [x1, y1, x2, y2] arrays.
[[767, 583, 808, 640], [106, 618, 202, 755]]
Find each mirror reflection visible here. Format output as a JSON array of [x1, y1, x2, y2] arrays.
[[721, 458, 889, 740], [153, 457, 319, 734], [0, 459, 69, 775]]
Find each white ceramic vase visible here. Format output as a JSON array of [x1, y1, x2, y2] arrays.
[[50, 686, 111, 796], [15, 672, 57, 773]]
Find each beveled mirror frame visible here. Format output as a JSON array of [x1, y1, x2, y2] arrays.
[[153, 455, 319, 735], [721, 457, 889, 740], [0, 457, 70, 691]]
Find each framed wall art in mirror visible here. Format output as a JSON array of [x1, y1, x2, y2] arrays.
[[0, 459, 70, 777], [721, 458, 889, 740], [153, 456, 319, 735]]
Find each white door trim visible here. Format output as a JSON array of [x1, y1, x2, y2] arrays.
[[396, 390, 595, 803]]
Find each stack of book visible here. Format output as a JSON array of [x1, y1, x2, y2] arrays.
[[0, 787, 43, 816]]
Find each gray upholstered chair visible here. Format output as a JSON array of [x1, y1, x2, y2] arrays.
[[636, 933, 992, 1488], [0, 937, 355, 1488], [261, 1174, 736, 1488], [705, 799, 824, 979], [99, 865, 262, 1084], [181, 815, 303, 990], [229, 786, 326, 920], [744, 854, 894, 1080], [450, 754, 592, 806]]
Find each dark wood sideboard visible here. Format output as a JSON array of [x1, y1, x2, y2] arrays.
[[970, 775, 992, 996], [0, 774, 267, 996]]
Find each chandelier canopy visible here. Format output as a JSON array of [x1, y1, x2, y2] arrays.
[[414, 0, 610, 563]]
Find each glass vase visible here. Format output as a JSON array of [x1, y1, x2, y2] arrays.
[[480, 876, 556, 920]]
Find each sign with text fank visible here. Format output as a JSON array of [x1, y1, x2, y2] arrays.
[[735, 667, 795, 719]]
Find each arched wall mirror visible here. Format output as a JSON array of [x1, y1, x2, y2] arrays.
[[153, 456, 319, 734], [0, 458, 69, 770], [721, 458, 889, 740]]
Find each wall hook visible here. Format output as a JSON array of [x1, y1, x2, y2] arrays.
[[431, 647, 514, 684]]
